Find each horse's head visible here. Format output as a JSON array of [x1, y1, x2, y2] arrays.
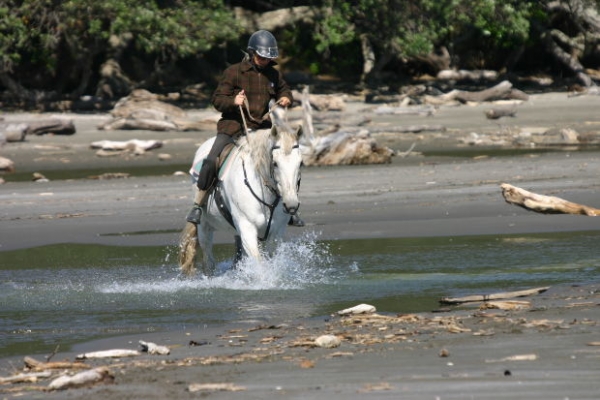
[[269, 107, 303, 215]]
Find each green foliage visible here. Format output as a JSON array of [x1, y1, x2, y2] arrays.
[[314, 0, 533, 62], [0, 0, 240, 76]]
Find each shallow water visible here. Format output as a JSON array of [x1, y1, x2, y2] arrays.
[[1, 231, 599, 358]]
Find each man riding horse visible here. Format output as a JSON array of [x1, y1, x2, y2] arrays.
[[186, 29, 303, 227]]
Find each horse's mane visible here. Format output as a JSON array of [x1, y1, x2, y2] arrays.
[[237, 109, 297, 184]]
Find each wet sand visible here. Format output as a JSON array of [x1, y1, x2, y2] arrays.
[[0, 92, 599, 398]]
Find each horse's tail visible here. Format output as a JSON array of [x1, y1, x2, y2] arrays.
[[178, 222, 198, 276]]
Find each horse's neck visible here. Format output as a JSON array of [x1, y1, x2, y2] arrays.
[[240, 133, 274, 187]]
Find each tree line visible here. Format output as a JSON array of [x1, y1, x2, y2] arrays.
[[2, 0, 600, 108]]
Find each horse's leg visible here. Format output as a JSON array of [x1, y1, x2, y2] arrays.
[[232, 235, 243, 268], [178, 222, 198, 276], [237, 222, 262, 261], [198, 223, 216, 276]]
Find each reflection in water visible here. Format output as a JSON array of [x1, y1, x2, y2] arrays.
[[0, 230, 598, 357]]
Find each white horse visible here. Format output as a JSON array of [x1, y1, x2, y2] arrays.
[[179, 107, 303, 276]]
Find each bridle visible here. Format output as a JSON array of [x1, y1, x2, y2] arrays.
[[240, 141, 301, 242], [236, 100, 300, 241]]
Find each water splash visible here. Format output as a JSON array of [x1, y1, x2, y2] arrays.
[[99, 231, 342, 294]]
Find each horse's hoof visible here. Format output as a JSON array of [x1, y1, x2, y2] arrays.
[[186, 206, 202, 224]]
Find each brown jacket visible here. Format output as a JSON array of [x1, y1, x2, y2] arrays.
[[211, 58, 293, 136]]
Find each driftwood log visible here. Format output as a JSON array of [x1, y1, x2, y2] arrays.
[[99, 89, 212, 131], [501, 183, 600, 216], [368, 125, 446, 134], [298, 86, 394, 166], [440, 286, 550, 305], [424, 80, 529, 105], [303, 130, 393, 166], [75, 349, 140, 360], [0, 156, 15, 172], [291, 90, 346, 111], [0, 371, 52, 384], [90, 139, 163, 156], [24, 356, 90, 372], [47, 367, 113, 391], [485, 108, 517, 119], [0, 119, 75, 142], [437, 69, 499, 81]]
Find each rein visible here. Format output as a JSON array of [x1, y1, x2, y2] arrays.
[[241, 158, 280, 242], [236, 99, 289, 242]]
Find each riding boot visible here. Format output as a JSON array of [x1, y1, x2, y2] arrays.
[[197, 133, 234, 190], [189, 134, 234, 225], [185, 189, 208, 224]]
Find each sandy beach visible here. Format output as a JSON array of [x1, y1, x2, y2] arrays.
[[1, 92, 599, 398]]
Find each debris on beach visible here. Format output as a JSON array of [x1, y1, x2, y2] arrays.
[[480, 300, 531, 311], [484, 107, 517, 119], [501, 183, 600, 216], [88, 172, 130, 180], [485, 354, 538, 363], [32, 172, 49, 182], [0, 119, 75, 142], [2, 284, 597, 397], [0, 156, 15, 172], [297, 86, 394, 166], [337, 303, 377, 316], [440, 286, 550, 305], [188, 382, 246, 393], [139, 340, 170, 355], [314, 334, 342, 348], [24, 356, 89, 371], [90, 139, 163, 156], [76, 349, 140, 360], [98, 89, 213, 132], [47, 367, 114, 391], [423, 80, 529, 105]]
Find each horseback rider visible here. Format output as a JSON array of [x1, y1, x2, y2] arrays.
[[186, 30, 302, 226]]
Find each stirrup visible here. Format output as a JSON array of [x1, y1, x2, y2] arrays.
[[186, 203, 202, 224]]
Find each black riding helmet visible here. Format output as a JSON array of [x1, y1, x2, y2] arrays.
[[247, 30, 279, 59]]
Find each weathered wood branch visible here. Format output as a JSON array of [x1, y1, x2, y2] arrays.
[[99, 89, 210, 131], [437, 69, 499, 81], [291, 90, 346, 111], [75, 349, 140, 360], [24, 356, 90, 372], [0, 371, 52, 384], [440, 286, 550, 305], [501, 183, 600, 216], [47, 367, 113, 391], [368, 125, 446, 134], [424, 80, 529, 105], [25, 119, 76, 136], [485, 108, 517, 119], [0, 156, 15, 172]]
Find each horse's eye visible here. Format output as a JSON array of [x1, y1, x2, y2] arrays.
[[273, 162, 278, 168]]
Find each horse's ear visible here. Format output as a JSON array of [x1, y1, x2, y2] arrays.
[[296, 124, 303, 138], [270, 125, 278, 138]]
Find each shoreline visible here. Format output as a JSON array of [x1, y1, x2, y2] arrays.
[[1, 282, 598, 399]]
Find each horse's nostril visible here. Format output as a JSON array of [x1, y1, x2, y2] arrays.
[[284, 204, 299, 215]]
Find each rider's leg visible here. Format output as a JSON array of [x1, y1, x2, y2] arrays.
[[186, 133, 234, 224]]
